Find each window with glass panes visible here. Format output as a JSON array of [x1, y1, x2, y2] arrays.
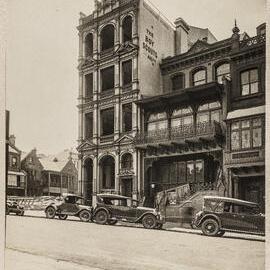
[[122, 103, 132, 132], [171, 107, 193, 128], [240, 69, 259, 96], [216, 63, 230, 84], [192, 69, 206, 86], [230, 117, 263, 150], [101, 108, 114, 136], [172, 73, 185, 91], [147, 112, 168, 132], [197, 102, 221, 124]]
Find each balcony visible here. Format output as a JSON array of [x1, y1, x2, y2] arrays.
[[240, 35, 265, 50], [135, 121, 222, 146]]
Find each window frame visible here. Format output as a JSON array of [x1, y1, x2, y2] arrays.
[[122, 103, 133, 133], [197, 102, 222, 124], [171, 73, 185, 91], [101, 107, 115, 136], [240, 68, 259, 96], [192, 68, 207, 86], [215, 62, 230, 84]]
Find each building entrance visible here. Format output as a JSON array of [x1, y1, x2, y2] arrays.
[[121, 178, 133, 198]]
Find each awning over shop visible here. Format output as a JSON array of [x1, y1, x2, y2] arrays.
[[8, 171, 26, 176], [227, 105, 265, 120]]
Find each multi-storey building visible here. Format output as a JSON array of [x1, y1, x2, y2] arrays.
[[77, 0, 265, 210]]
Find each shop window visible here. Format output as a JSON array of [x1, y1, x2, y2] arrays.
[[85, 113, 93, 140], [85, 33, 93, 57], [230, 117, 263, 150], [100, 24, 115, 51], [147, 112, 168, 132], [172, 73, 185, 91], [197, 102, 221, 124], [171, 107, 193, 128], [122, 103, 132, 132], [85, 73, 93, 98], [121, 153, 133, 170], [240, 69, 259, 96], [122, 60, 132, 87], [101, 66, 115, 92], [216, 63, 230, 84], [192, 69, 206, 86], [101, 108, 114, 136], [122, 16, 132, 43]]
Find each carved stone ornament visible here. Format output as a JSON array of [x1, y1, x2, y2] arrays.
[[114, 41, 138, 56], [187, 40, 211, 54]]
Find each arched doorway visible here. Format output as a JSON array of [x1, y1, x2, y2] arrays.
[[100, 156, 115, 190], [84, 158, 93, 201]]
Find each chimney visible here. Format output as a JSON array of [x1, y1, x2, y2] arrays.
[[174, 17, 190, 55], [9, 135, 16, 147]]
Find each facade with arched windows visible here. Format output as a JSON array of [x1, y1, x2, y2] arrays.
[[77, 1, 265, 210]]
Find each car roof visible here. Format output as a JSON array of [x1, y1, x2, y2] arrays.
[[97, 194, 131, 200], [62, 193, 83, 199], [204, 196, 259, 207]]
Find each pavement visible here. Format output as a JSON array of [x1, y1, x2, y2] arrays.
[[5, 212, 265, 270]]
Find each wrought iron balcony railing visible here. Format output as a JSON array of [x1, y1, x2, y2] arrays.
[[240, 34, 265, 49], [135, 121, 222, 145]]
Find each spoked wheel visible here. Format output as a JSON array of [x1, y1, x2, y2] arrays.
[[201, 219, 220, 236], [142, 214, 157, 229], [155, 223, 163, 230], [79, 210, 91, 222], [58, 214, 68, 220], [217, 230, 225, 237], [107, 220, 117, 225], [45, 206, 56, 219], [95, 210, 108, 225]]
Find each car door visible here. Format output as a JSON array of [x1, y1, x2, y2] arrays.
[[59, 197, 80, 214], [113, 199, 137, 222]]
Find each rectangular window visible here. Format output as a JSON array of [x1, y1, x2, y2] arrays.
[[122, 103, 132, 132], [101, 108, 114, 136], [172, 74, 185, 91], [122, 60, 132, 86], [231, 131, 240, 150], [101, 66, 115, 92], [85, 113, 93, 140], [85, 73, 93, 98], [177, 162, 186, 183], [241, 130, 251, 149], [241, 69, 259, 96]]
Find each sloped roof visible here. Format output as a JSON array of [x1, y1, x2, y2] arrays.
[[39, 158, 67, 172], [9, 145, 20, 154]]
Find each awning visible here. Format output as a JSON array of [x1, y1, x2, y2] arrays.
[[227, 105, 265, 120], [231, 166, 265, 178], [8, 171, 26, 176]]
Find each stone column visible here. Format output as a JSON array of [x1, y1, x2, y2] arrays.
[[132, 151, 138, 200], [93, 31, 98, 60], [78, 32, 83, 61], [77, 158, 83, 196]]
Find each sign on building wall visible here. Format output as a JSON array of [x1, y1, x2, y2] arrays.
[[142, 26, 158, 66]]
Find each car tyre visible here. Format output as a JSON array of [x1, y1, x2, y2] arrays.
[[58, 214, 68, 220], [142, 214, 157, 229], [155, 223, 163, 230], [201, 219, 220, 236], [107, 220, 117, 225], [45, 206, 56, 219], [95, 210, 108, 225], [79, 210, 91, 222], [17, 211, 24, 216], [217, 230, 225, 237]]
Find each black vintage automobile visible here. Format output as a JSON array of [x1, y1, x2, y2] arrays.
[[45, 194, 92, 222], [6, 200, 24, 216], [192, 196, 265, 237], [93, 194, 164, 229]]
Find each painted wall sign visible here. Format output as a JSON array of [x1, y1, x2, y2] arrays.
[[142, 27, 158, 66]]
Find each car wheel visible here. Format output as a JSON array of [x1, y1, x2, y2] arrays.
[[217, 230, 225, 237], [142, 214, 157, 229], [79, 210, 91, 222], [107, 220, 117, 225], [95, 210, 108, 225], [17, 211, 24, 216], [45, 207, 56, 219], [155, 223, 163, 230], [201, 219, 220, 236], [58, 214, 68, 220]]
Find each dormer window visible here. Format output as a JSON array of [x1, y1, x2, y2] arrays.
[[241, 69, 259, 96]]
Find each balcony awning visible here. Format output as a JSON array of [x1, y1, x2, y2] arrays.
[[227, 105, 265, 120], [136, 82, 223, 110]]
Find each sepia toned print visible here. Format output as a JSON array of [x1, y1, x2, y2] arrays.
[[4, 0, 267, 270]]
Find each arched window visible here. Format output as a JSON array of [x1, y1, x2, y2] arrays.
[[197, 102, 221, 124], [122, 16, 133, 43], [172, 73, 185, 91], [216, 63, 230, 84], [121, 153, 133, 170], [100, 24, 115, 51], [171, 107, 193, 128], [100, 156, 115, 189], [192, 69, 206, 86], [147, 112, 168, 132], [85, 33, 93, 57]]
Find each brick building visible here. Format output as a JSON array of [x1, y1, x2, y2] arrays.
[[77, 0, 265, 209]]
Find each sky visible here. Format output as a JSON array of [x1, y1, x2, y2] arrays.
[[6, 0, 266, 155]]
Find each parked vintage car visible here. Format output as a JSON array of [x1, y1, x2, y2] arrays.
[[44, 194, 92, 222], [6, 200, 24, 216], [192, 196, 265, 237], [93, 194, 164, 229]]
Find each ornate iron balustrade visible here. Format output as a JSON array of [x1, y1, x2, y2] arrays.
[[240, 35, 265, 49], [135, 121, 222, 145]]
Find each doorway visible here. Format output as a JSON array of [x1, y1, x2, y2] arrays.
[[121, 178, 133, 198]]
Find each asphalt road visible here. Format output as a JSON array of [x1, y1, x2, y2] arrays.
[[5, 214, 265, 270]]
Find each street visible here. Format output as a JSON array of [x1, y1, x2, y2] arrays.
[[5, 214, 265, 270]]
